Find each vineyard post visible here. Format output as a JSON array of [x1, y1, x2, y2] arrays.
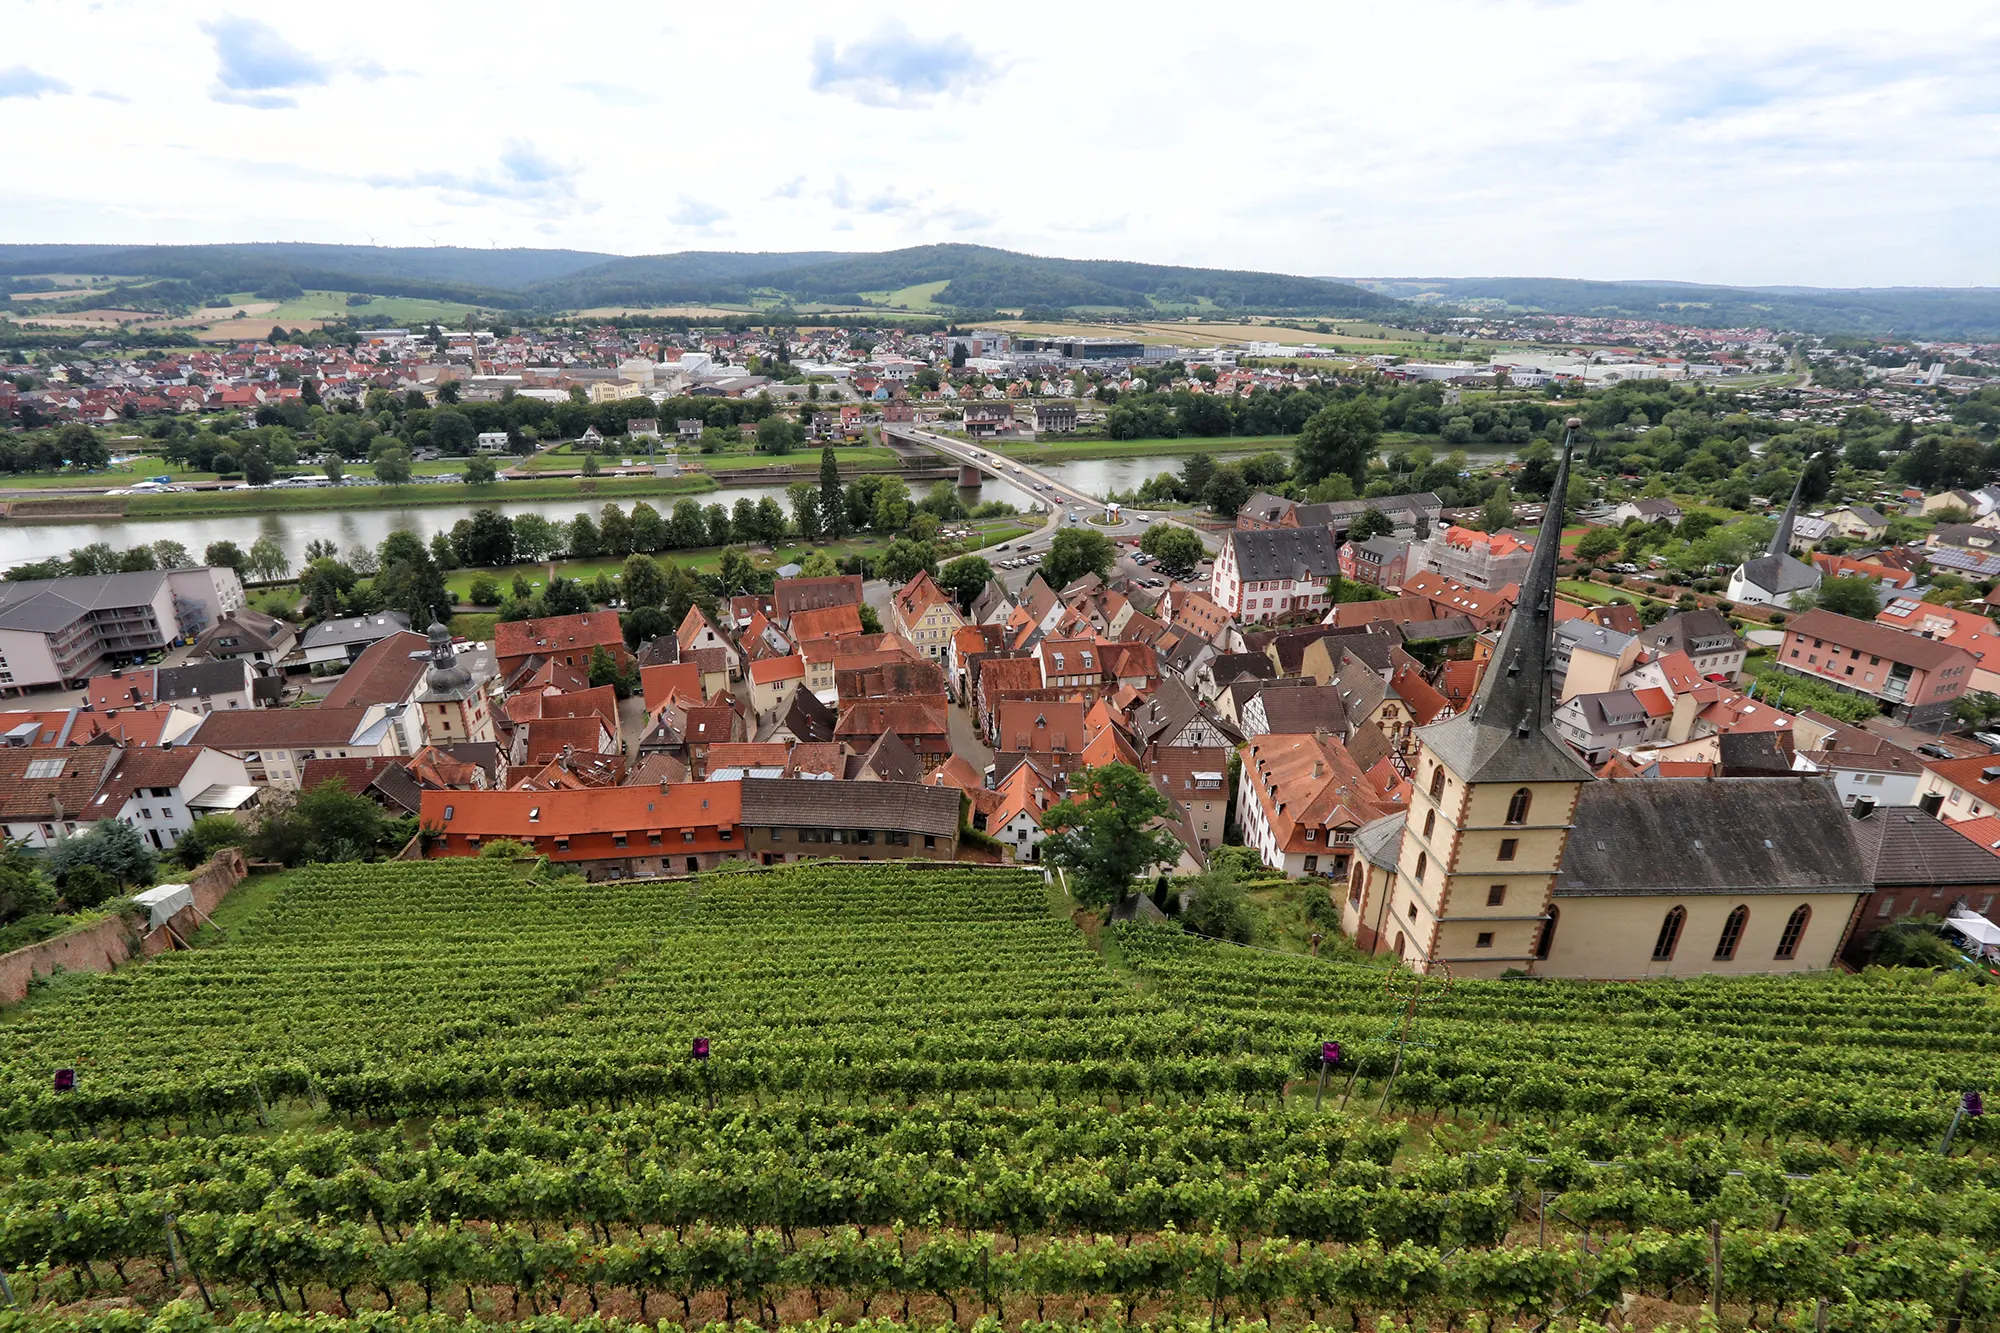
[[1315, 1041, 1339, 1112], [1708, 1219, 1723, 1317], [0, 1263, 15, 1309], [165, 1213, 213, 1311], [1938, 1089, 1982, 1156]]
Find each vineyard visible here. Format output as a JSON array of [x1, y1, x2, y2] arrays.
[[0, 859, 1995, 1333]]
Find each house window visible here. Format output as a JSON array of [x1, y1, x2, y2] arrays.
[[1504, 788, 1532, 825], [528, 807, 541, 823], [1498, 838, 1518, 861], [1349, 865, 1364, 905], [1422, 810, 1436, 840], [682, 830, 696, 843], [1877, 895, 1895, 917], [1775, 904, 1811, 960], [1536, 906, 1558, 959], [923, 835, 936, 849], [1413, 852, 1427, 882], [648, 832, 663, 846], [613, 835, 628, 848], [1487, 884, 1506, 906], [1476, 932, 1494, 949], [1714, 905, 1749, 961], [443, 804, 454, 821], [1652, 905, 1686, 961], [1429, 766, 1446, 801], [1407, 902, 1418, 921], [1303, 854, 1318, 873]]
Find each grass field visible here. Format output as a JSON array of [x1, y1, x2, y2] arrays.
[[79, 473, 721, 519], [210, 289, 492, 325]]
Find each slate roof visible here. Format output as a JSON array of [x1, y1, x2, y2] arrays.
[[1225, 527, 1340, 581], [739, 777, 960, 837], [778, 688, 836, 742], [0, 570, 176, 633], [1557, 777, 1869, 896], [1253, 684, 1351, 735], [1847, 807, 2000, 887], [1736, 553, 1821, 596], [301, 611, 412, 652], [1640, 608, 1741, 658]]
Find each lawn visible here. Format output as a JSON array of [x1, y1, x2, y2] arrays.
[[1557, 578, 1673, 611], [93, 473, 719, 519], [212, 289, 492, 325]]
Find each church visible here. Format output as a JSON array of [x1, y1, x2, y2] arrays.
[[1339, 425, 1871, 979], [1725, 465, 1822, 608]]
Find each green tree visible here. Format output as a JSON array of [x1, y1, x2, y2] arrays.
[[1178, 866, 1253, 943], [788, 481, 825, 541], [876, 537, 939, 585], [324, 453, 345, 484], [1040, 763, 1184, 908], [513, 513, 564, 562], [1179, 452, 1218, 501], [150, 540, 194, 570], [465, 454, 498, 484], [175, 814, 247, 869], [374, 445, 414, 484], [246, 535, 289, 582], [47, 819, 158, 890], [755, 414, 803, 454], [1349, 506, 1395, 541], [249, 780, 393, 866], [204, 540, 246, 571], [1574, 526, 1623, 565], [938, 555, 994, 611], [0, 840, 55, 925], [1203, 465, 1251, 519], [468, 575, 503, 606], [1479, 482, 1515, 533], [1044, 528, 1117, 587], [580, 452, 602, 477], [1140, 524, 1206, 579], [871, 477, 913, 532], [1816, 574, 1884, 619], [587, 644, 636, 697], [818, 446, 848, 537], [458, 508, 515, 567], [1296, 396, 1382, 486], [621, 554, 668, 608]]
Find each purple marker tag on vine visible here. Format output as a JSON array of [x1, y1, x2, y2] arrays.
[[691, 1037, 710, 1060], [1967, 1090, 1984, 1118], [1322, 1041, 1340, 1065], [53, 1068, 75, 1092]]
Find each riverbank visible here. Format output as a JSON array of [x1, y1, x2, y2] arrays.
[[4, 474, 726, 521], [991, 435, 1289, 462]]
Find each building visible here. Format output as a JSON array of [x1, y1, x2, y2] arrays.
[[495, 612, 630, 680], [0, 745, 124, 846], [300, 612, 415, 671], [1032, 403, 1077, 433], [86, 659, 263, 715], [1874, 598, 2000, 695], [1727, 471, 1821, 608], [1845, 805, 2000, 953], [1637, 609, 1745, 683], [1410, 526, 1534, 590], [739, 778, 962, 863], [1210, 527, 1341, 622], [1790, 709, 1926, 810], [191, 705, 404, 788], [1338, 536, 1409, 591], [889, 571, 964, 661], [1612, 499, 1684, 527], [192, 609, 297, 666], [1774, 609, 1974, 725], [1347, 424, 1864, 979], [90, 745, 257, 851], [1237, 731, 1400, 878], [0, 566, 245, 691], [774, 575, 864, 619], [1552, 688, 1672, 764], [964, 404, 1017, 437], [1553, 620, 1640, 699], [421, 782, 747, 877], [415, 623, 496, 746]]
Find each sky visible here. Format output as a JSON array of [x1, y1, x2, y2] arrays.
[[2, 1, 1997, 288]]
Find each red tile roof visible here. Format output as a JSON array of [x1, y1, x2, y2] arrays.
[[494, 613, 626, 663]]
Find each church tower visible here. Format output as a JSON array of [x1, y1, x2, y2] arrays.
[[1386, 421, 1596, 977], [416, 621, 495, 746]]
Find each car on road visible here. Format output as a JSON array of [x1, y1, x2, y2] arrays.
[[1975, 732, 2000, 751], [1917, 742, 1957, 760], [1137, 514, 1152, 522]]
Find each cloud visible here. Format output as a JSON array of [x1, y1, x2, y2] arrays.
[[88, 90, 132, 104], [201, 16, 331, 108], [670, 198, 728, 228], [770, 176, 807, 200], [0, 66, 69, 100], [810, 21, 995, 108], [378, 139, 581, 206], [567, 80, 651, 107]]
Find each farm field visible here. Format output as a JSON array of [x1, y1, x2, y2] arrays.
[[0, 857, 1994, 1332]]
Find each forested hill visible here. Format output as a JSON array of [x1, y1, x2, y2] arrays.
[[1345, 275, 2000, 341], [0, 241, 1395, 318], [527, 244, 1398, 315]]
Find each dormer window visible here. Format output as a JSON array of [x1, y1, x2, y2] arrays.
[[528, 807, 541, 823]]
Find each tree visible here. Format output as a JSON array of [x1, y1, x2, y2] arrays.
[[1204, 466, 1251, 519], [0, 840, 55, 926], [787, 481, 824, 542], [876, 537, 939, 585], [512, 513, 564, 563], [581, 452, 602, 477], [1178, 866, 1253, 943], [629, 501, 668, 553], [47, 819, 158, 891], [150, 540, 195, 570], [1039, 763, 1184, 908], [938, 555, 994, 611], [374, 445, 414, 485], [818, 446, 848, 537], [755, 414, 803, 454], [1479, 482, 1515, 533], [249, 780, 393, 866], [324, 453, 346, 484], [247, 535, 289, 582], [587, 644, 636, 697], [1349, 506, 1395, 542], [465, 454, 497, 484], [1574, 526, 1623, 565], [622, 554, 668, 609], [204, 540, 246, 571], [871, 477, 913, 532], [175, 814, 246, 869], [1044, 528, 1116, 588], [543, 577, 590, 616], [1179, 452, 1217, 501], [1812, 574, 1882, 619], [374, 545, 452, 625], [1140, 524, 1205, 579], [1295, 396, 1382, 486], [599, 503, 635, 557], [621, 604, 671, 649], [468, 575, 503, 606]]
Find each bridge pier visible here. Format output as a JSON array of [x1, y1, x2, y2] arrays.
[[957, 464, 983, 487]]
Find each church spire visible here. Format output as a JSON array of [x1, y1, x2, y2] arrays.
[[1413, 419, 1596, 784], [1765, 454, 1817, 558]]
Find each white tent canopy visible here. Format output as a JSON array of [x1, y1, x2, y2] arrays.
[[131, 884, 193, 931], [1946, 909, 2000, 950]]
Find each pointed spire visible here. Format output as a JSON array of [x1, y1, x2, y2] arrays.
[[1416, 420, 1595, 784], [1766, 456, 1816, 558]]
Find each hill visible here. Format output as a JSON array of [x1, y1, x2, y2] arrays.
[[1344, 274, 2000, 340]]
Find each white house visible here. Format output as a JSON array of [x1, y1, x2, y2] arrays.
[[1210, 528, 1341, 622]]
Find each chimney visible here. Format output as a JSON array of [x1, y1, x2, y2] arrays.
[[1851, 797, 1876, 820], [1312, 760, 1325, 779]]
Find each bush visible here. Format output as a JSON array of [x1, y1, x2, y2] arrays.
[[177, 814, 247, 869], [59, 864, 118, 910], [478, 838, 530, 861], [47, 819, 157, 890], [468, 576, 503, 606], [1179, 870, 1254, 943]]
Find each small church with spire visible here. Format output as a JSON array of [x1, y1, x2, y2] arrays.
[[1336, 428, 1872, 979], [1726, 463, 1822, 608]]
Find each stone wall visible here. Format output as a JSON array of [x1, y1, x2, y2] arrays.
[[0, 848, 250, 1005]]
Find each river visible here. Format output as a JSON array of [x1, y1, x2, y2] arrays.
[[0, 446, 1517, 570]]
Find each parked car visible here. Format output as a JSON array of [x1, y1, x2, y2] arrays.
[[1974, 732, 2000, 751], [1918, 743, 1957, 760]]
